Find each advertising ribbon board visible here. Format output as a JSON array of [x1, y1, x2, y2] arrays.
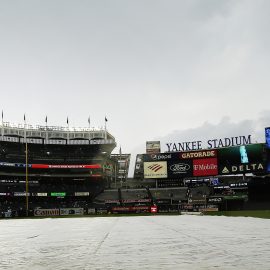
[[60, 208, 84, 216], [34, 209, 60, 217]]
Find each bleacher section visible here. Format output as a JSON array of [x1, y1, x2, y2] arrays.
[[189, 186, 210, 199], [94, 189, 120, 203], [149, 187, 188, 201], [121, 189, 149, 200]]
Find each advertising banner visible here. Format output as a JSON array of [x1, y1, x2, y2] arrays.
[[146, 141, 161, 154], [188, 198, 207, 204], [111, 206, 149, 213], [150, 206, 158, 213], [201, 207, 219, 212], [14, 192, 30, 196], [218, 144, 265, 174], [193, 158, 218, 176], [122, 199, 151, 203], [60, 208, 84, 216], [167, 159, 193, 178], [143, 150, 216, 162], [34, 208, 59, 217], [223, 195, 248, 200], [88, 208, 96, 214], [32, 193, 47, 197], [179, 150, 217, 159], [156, 199, 172, 204], [74, 192, 89, 196], [143, 153, 174, 162], [0, 162, 102, 169], [96, 208, 107, 214], [207, 197, 223, 203], [31, 164, 101, 169], [144, 161, 167, 178], [184, 178, 209, 184], [51, 192, 66, 197], [105, 199, 120, 204]]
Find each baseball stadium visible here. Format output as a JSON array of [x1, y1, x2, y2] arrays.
[[0, 119, 270, 218]]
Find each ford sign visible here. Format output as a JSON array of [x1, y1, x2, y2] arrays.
[[170, 163, 190, 173]]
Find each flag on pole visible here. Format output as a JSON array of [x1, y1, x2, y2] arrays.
[[45, 115, 47, 124], [67, 117, 69, 125], [24, 114, 26, 122], [88, 116, 90, 126], [1, 110, 3, 122], [119, 146, 122, 157], [105, 116, 108, 122]]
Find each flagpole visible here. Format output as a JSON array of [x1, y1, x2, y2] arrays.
[[88, 116, 91, 141], [67, 117, 69, 142], [104, 116, 107, 140], [45, 116, 48, 142], [1, 110, 3, 139]]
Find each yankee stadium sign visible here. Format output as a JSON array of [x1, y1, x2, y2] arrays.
[[166, 135, 251, 152]]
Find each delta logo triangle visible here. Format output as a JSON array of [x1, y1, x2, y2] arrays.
[[222, 166, 230, 174]]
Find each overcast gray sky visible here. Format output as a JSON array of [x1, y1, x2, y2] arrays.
[[0, 0, 269, 163]]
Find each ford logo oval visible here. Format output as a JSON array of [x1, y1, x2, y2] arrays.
[[170, 163, 190, 172]]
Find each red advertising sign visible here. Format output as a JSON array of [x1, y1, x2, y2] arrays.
[[150, 206, 158, 213], [193, 158, 218, 176], [111, 206, 150, 213], [31, 164, 101, 169]]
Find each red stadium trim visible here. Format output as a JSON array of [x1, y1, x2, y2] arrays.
[[31, 164, 102, 169]]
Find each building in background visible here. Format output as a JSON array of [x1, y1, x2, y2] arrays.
[[110, 153, 131, 187]]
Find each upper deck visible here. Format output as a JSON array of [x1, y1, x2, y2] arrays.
[[0, 122, 116, 146]]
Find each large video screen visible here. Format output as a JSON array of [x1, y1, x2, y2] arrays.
[[266, 127, 270, 149], [218, 144, 265, 174], [266, 150, 270, 173]]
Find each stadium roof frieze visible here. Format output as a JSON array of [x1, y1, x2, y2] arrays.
[[1, 121, 103, 132], [0, 122, 116, 142]]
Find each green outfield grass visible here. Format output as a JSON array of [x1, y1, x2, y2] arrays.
[[203, 210, 270, 219]]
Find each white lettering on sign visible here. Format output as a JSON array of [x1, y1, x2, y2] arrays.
[[166, 135, 251, 152]]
